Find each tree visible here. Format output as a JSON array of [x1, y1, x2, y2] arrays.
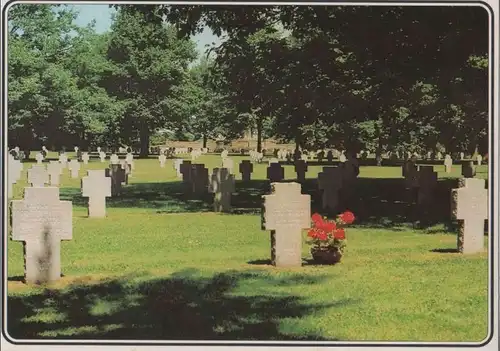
[[102, 5, 197, 156]]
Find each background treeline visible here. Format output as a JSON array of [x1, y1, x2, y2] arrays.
[[8, 4, 489, 157]]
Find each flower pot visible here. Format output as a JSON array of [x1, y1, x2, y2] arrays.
[[311, 247, 343, 265]]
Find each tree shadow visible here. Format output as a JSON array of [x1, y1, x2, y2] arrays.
[[58, 177, 485, 232], [7, 269, 352, 340], [429, 248, 459, 253]]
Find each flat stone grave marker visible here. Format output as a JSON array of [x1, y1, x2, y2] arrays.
[[27, 165, 49, 187], [222, 157, 234, 174], [318, 167, 343, 213], [105, 164, 125, 196], [81, 170, 112, 217], [262, 182, 311, 267], [294, 160, 308, 182], [209, 168, 235, 212], [99, 151, 106, 162], [444, 155, 453, 173], [451, 178, 488, 254], [47, 161, 62, 186], [35, 152, 44, 164], [68, 160, 81, 178], [82, 152, 90, 165], [11, 187, 72, 284], [417, 166, 438, 206], [159, 154, 166, 168], [267, 163, 285, 183], [239, 160, 253, 181], [110, 154, 119, 165]]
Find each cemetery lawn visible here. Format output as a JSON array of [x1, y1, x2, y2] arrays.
[[6, 153, 489, 342]]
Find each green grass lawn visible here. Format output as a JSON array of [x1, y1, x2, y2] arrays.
[[6, 153, 490, 342]]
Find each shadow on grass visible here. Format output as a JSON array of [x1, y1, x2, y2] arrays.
[[430, 248, 459, 253], [59, 177, 479, 232], [7, 269, 351, 340]]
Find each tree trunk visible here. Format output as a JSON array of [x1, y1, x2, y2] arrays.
[[202, 134, 208, 148], [256, 119, 263, 153], [139, 127, 150, 158]]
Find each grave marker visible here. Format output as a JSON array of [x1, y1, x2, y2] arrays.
[[451, 178, 488, 254], [47, 162, 62, 186], [105, 164, 125, 196], [11, 187, 72, 284], [417, 166, 438, 206], [444, 155, 453, 174], [294, 160, 308, 182], [68, 159, 80, 178], [262, 182, 311, 267], [82, 152, 90, 165], [35, 152, 44, 164], [27, 165, 49, 187], [159, 154, 166, 168], [239, 160, 253, 181], [209, 168, 235, 212], [267, 163, 285, 183], [318, 167, 343, 213], [81, 170, 112, 217]]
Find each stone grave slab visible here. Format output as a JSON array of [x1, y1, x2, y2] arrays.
[[81, 170, 112, 217], [47, 161, 62, 186], [209, 168, 235, 212], [27, 165, 49, 187], [451, 178, 488, 254], [318, 167, 343, 213], [68, 160, 81, 178], [239, 160, 253, 181], [294, 160, 308, 182], [267, 163, 285, 183], [11, 187, 72, 284], [262, 182, 311, 267], [417, 166, 438, 206]]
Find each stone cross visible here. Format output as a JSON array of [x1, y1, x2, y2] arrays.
[[11, 187, 72, 284], [262, 182, 311, 267], [8, 156, 23, 198], [294, 160, 308, 182], [476, 154, 483, 166], [105, 164, 125, 196], [58, 153, 68, 167], [27, 165, 49, 187], [159, 154, 166, 168], [239, 160, 253, 181], [326, 151, 334, 163], [82, 152, 90, 165], [81, 170, 111, 217], [417, 166, 438, 206], [99, 151, 106, 162], [436, 152, 443, 160], [47, 162, 62, 186], [462, 161, 476, 178], [125, 153, 134, 170], [68, 159, 81, 178], [222, 157, 234, 174], [221, 150, 229, 160], [267, 163, 285, 183], [97, 147, 102, 153], [460, 152, 465, 160], [174, 159, 184, 178], [339, 153, 347, 163], [110, 154, 119, 165], [74, 146, 79, 153], [209, 168, 235, 212], [120, 160, 131, 184], [35, 152, 44, 164], [451, 178, 488, 254], [318, 167, 343, 213], [444, 155, 453, 174]]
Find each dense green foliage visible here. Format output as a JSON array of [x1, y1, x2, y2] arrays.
[[8, 4, 489, 156]]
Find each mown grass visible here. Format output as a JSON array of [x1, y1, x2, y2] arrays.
[[6, 153, 490, 342]]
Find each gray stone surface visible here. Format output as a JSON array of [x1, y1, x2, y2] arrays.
[[462, 161, 476, 178], [318, 167, 343, 212], [239, 160, 253, 181], [11, 187, 72, 284], [68, 159, 81, 178], [262, 182, 311, 267], [180, 161, 193, 185], [209, 168, 235, 212], [82, 170, 111, 218], [82, 152, 90, 165], [47, 162, 62, 186], [8, 156, 23, 198], [105, 164, 125, 196], [451, 178, 488, 254], [417, 166, 438, 206], [191, 164, 209, 194], [222, 157, 234, 174], [444, 155, 453, 174], [159, 154, 166, 168], [27, 165, 49, 187]]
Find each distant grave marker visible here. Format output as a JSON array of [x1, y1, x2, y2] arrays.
[[267, 163, 285, 183], [318, 167, 343, 213], [68, 159, 80, 178], [27, 165, 49, 187], [209, 168, 235, 212], [239, 160, 253, 181], [47, 162, 62, 186], [81, 170, 112, 218], [294, 160, 308, 182]]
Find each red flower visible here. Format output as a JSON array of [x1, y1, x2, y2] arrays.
[[323, 221, 337, 232], [307, 229, 317, 238], [311, 213, 323, 225], [339, 211, 355, 224], [318, 232, 328, 241], [334, 228, 346, 240]]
